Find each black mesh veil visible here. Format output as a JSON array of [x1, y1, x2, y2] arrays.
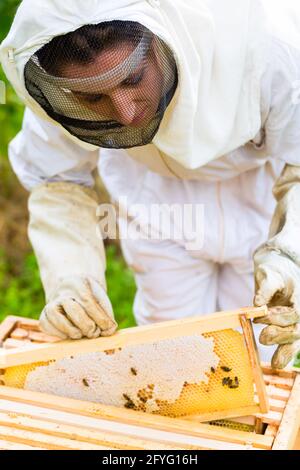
[[24, 21, 178, 149]]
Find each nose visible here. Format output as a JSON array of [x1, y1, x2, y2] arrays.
[[110, 89, 138, 126]]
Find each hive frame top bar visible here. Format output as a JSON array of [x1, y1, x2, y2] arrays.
[[0, 306, 267, 368]]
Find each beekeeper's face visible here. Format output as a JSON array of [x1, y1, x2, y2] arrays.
[[60, 40, 164, 128]]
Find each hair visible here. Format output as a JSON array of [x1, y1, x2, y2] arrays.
[[37, 21, 147, 76]]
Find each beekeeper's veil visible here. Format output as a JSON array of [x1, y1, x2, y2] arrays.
[[0, 0, 272, 167], [24, 21, 177, 149]]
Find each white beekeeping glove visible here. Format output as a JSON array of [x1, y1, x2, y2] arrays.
[[254, 164, 300, 368], [28, 182, 117, 340]]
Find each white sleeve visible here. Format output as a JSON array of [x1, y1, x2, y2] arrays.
[[263, 37, 300, 166], [9, 108, 100, 191]]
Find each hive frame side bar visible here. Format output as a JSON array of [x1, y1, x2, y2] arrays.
[[0, 306, 267, 368], [272, 374, 300, 450], [240, 314, 269, 414]]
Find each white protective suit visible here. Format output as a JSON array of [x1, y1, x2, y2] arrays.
[[1, 0, 300, 363]]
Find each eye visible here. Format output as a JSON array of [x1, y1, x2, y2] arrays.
[[83, 94, 104, 104], [122, 70, 144, 87]]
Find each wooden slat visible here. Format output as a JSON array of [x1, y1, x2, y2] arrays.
[[272, 374, 300, 450], [263, 375, 294, 390], [186, 406, 261, 424], [0, 387, 273, 449], [0, 306, 268, 368], [261, 365, 296, 379], [0, 411, 201, 451], [3, 338, 32, 349], [255, 410, 283, 426], [16, 317, 41, 329], [254, 418, 264, 435], [240, 315, 269, 414], [266, 398, 286, 414], [293, 429, 300, 450], [0, 317, 19, 345], [265, 425, 278, 438], [10, 328, 29, 340], [0, 425, 113, 450], [0, 439, 45, 450], [265, 385, 290, 402], [27, 331, 60, 343]]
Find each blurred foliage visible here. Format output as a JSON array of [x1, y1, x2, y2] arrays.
[[295, 353, 300, 369], [0, 0, 136, 328], [0, 244, 136, 328], [0, 0, 24, 195]]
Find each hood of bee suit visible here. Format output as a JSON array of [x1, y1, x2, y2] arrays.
[[1, 0, 271, 169]]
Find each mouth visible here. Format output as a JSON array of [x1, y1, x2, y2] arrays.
[[131, 107, 148, 126]]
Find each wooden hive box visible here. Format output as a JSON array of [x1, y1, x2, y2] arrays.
[[0, 315, 299, 451]]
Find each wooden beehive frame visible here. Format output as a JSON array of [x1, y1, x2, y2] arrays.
[[0, 308, 269, 420], [0, 315, 299, 450]]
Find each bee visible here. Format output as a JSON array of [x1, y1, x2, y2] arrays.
[[124, 402, 135, 409], [222, 377, 230, 386], [82, 378, 89, 387], [123, 393, 136, 409], [131, 368, 137, 376], [234, 376, 239, 386], [139, 396, 148, 404], [221, 366, 232, 372], [211, 367, 216, 373]]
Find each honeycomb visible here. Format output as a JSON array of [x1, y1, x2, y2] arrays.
[[207, 420, 255, 433], [2, 329, 257, 418]]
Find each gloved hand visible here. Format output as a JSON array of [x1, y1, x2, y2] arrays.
[[28, 182, 118, 340], [254, 164, 300, 369]]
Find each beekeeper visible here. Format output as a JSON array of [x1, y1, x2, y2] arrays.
[[1, 0, 300, 368]]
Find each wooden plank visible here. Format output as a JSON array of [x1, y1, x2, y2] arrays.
[[272, 374, 300, 450], [265, 385, 290, 402], [0, 306, 268, 368], [10, 328, 29, 340], [293, 429, 300, 450], [0, 317, 19, 345], [263, 375, 294, 390], [262, 365, 296, 379], [0, 387, 273, 449], [0, 424, 113, 450], [186, 406, 261, 424], [0, 439, 45, 450], [266, 398, 286, 414], [3, 338, 32, 349], [240, 315, 269, 414], [0, 411, 200, 451], [254, 418, 264, 435], [265, 425, 278, 438], [16, 317, 41, 329], [255, 410, 283, 426], [27, 331, 60, 344]]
